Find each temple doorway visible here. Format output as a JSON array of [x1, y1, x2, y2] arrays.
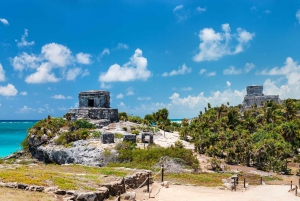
[[88, 99, 94, 107]]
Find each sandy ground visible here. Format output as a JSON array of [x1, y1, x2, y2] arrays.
[[133, 182, 299, 201]]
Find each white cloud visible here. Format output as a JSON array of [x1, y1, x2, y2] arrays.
[[244, 63, 255, 73], [173, 5, 184, 12], [11, 52, 40, 71], [0, 84, 18, 96], [180, 87, 193, 91], [196, 7, 206, 12], [82, 69, 90, 77], [58, 107, 67, 111], [207, 72, 216, 77], [11, 43, 92, 83], [20, 91, 27, 96], [41, 43, 72, 67], [0, 64, 6, 82], [76, 53, 91, 64], [38, 108, 45, 113], [126, 87, 134, 96], [100, 82, 112, 89], [0, 18, 9, 25], [137, 97, 151, 101], [296, 10, 300, 24], [99, 48, 110, 59], [116, 93, 124, 99], [264, 9, 271, 14], [16, 106, 33, 113], [51, 94, 72, 99], [168, 89, 245, 116], [15, 29, 34, 47], [259, 57, 300, 99], [223, 66, 242, 75], [199, 68, 207, 75], [162, 63, 192, 77], [66, 68, 82, 80], [99, 48, 151, 82], [193, 24, 254, 62], [116, 43, 129, 50], [119, 102, 126, 107], [25, 62, 60, 83], [226, 81, 231, 87]]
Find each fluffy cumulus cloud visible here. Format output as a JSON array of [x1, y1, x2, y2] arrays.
[[116, 93, 124, 99], [168, 89, 245, 117], [258, 57, 300, 99], [199, 69, 206, 75], [207, 71, 216, 77], [99, 48, 151, 82], [196, 7, 206, 12], [15, 29, 34, 47], [162, 63, 192, 77], [20, 91, 28, 96], [226, 81, 231, 87], [116, 43, 129, 50], [126, 87, 134, 96], [0, 84, 18, 96], [0, 18, 9, 25], [25, 63, 59, 83], [297, 10, 300, 23], [11, 43, 92, 83], [137, 97, 151, 101], [100, 82, 112, 89], [193, 24, 255, 62], [0, 64, 6, 82], [173, 5, 190, 22], [244, 63, 255, 73], [16, 106, 33, 113], [76, 53, 91, 64], [51, 94, 72, 99], [66, 68, 82, 81], [223, 66, 242, 75]]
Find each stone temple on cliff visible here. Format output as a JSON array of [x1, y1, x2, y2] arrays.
[[67, 90, 118, 127], [242, 86, 281, 111]]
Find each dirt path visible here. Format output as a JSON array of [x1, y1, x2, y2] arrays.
[[135, 183, 299, 201]]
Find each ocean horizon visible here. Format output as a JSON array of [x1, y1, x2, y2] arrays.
[[0, 120, 37, 158]]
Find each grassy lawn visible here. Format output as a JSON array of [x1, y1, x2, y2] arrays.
[[0, 187, 56, 201], [0, 164, 132, 191]]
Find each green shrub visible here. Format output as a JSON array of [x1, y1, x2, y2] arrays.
[[175, 140, 184, 148], [122, 127, 127, 131], [131, 130, 139, 135], [73, 119, 96, 129], [54, 129, 90, 146], [111, 145, 199, 170], [21, 135, 30, 150], [91, 131, 101, 138], [114, 133, 123, 139], [130, 126, 136, 131]]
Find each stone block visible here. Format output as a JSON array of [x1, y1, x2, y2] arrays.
[[141, 132, 153, 143], [101, 132, 114, 144], [123, 134, 136, 143]]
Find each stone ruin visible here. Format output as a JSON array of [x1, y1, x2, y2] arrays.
[[67, 90, 118, 128], [242, 86, 281, 111], [101, 132, 115, 144], [141, 132, 153, 143]]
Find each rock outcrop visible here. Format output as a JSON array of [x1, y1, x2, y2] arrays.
[[29, 139, 117, 166]]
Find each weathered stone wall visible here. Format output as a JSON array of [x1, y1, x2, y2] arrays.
[[246, 86, 263, 96], [123, 134, 137, 143], [79, 90, 110, 108], [101, 132, 114, 144], [141, 132, 153, 143], [242, 85, 281, 111], [68, 108, 118, 123]]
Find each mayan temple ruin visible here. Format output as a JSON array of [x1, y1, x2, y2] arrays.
[[67, 90, 118, 127], [242, 85, 281, 111]]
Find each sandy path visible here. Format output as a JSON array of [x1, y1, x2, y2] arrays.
[[135, 184, 299, 201]]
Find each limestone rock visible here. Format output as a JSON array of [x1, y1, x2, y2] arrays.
[[44, 186, 59, 193], [161, 181, 170, 188], [101, 180, 125, 196], [17, 183, 28, 189], [55, 189, 67, 195], [124, 191, 136, 200], [5, 182, 17, 188]]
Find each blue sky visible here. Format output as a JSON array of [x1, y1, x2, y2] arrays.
[[1, 0, 300, 120]]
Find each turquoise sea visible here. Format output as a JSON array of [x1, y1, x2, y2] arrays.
[[0, 120, 37, 158]]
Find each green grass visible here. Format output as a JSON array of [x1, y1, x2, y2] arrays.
[[162, 172, 232, 187], [0, 164, 131, 190]]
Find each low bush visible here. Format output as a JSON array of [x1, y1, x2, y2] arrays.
[[109, 142, 199, 170], [122, 127, 128, 131], [114, 133, 123, 139], [131, 130, 139, 135], [54, 129, 90, 146], [91, 131, 101, 138]]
